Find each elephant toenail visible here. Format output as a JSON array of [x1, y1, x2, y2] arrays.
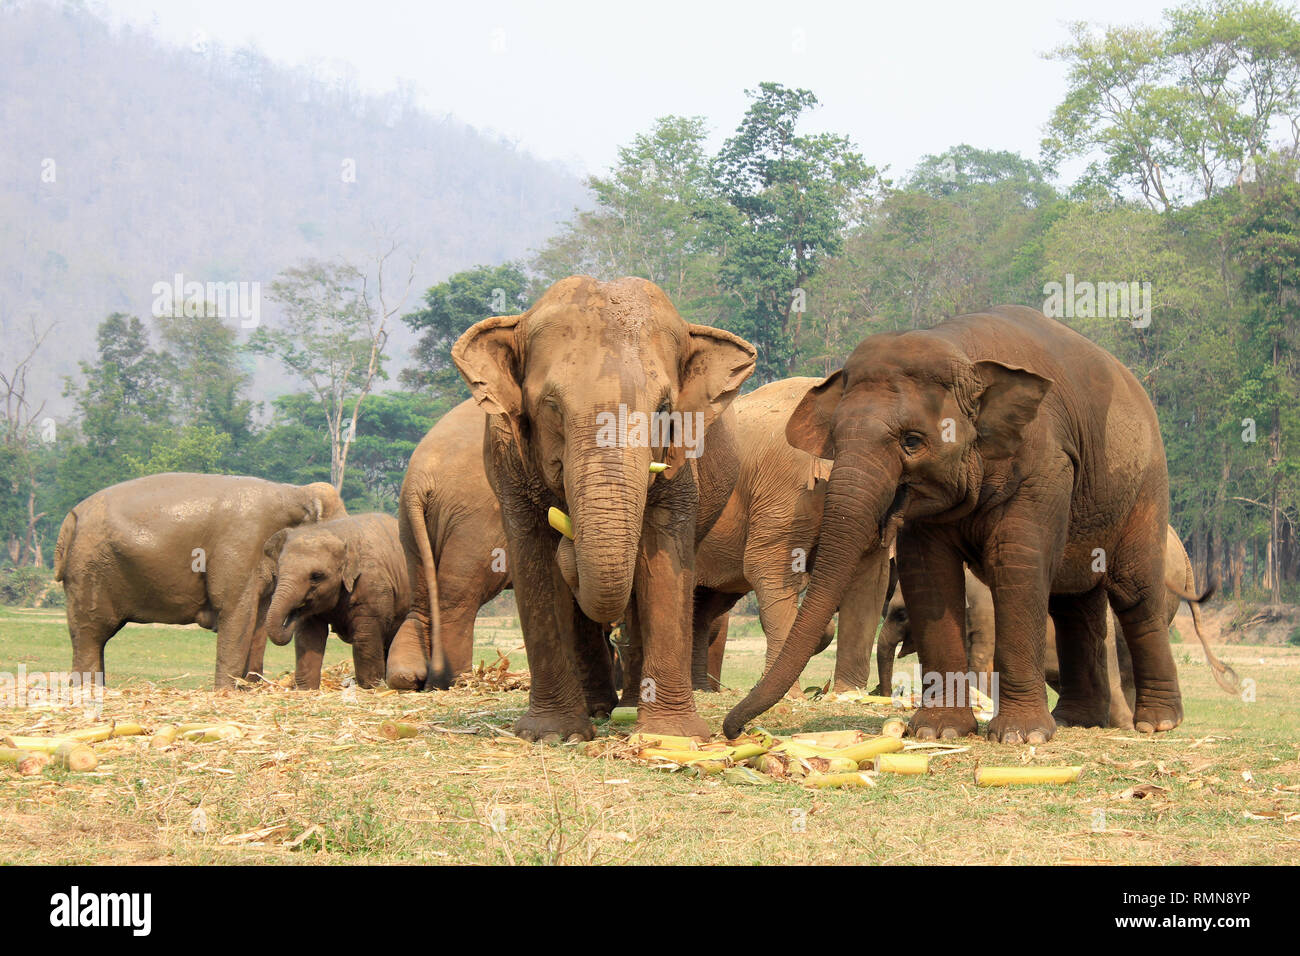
[[915, 727, 936, 740], [940, 727, 958, 740], [1028, 731, 1046, 744]]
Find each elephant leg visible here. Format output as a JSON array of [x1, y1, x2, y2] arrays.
[[571, 608, 618, 719], [832, 550, 891, 692], [1048, 587, 1111, 728], [293, 619, 329, 690], [1104, 611, 1135, 729], [706, 613, 728, 691], [618, 604, 644, 707], [632, 502, 708, 740], [386, 614, 429, 690], [244, 591, 273, 682], [436, 600, 480, 684], [691, 588, 738, 691], [753, 580, 801, 698], [1108, 517, 1183, 734], [349, 618, 388, 689], [67, 603, 121, 688], [873, 604, 908, 696], [896, 529, 978, 740], [214, 591, 260, 690]]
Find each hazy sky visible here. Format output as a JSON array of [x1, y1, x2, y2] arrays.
[[98, 0, 1178, 181]]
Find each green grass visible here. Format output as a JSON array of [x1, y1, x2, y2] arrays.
[[1, 605, 1297, 865]]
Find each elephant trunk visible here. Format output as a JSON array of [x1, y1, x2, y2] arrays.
[[723, 448, 900, 738], [266, 578, 309, 647], [565, 428, 649, 624]]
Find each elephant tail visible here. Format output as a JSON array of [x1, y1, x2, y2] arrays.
[[52, 511, 76, 582], [1168, 577, 1239, 696], [404, 491, 446, 690]]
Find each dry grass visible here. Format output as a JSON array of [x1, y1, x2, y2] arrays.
[[1, 606, 1298, 865]]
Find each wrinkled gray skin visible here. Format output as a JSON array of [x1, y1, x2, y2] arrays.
[[248, 513, 411, 690], [692, 377, 891, 694], [877, 528, 1238, 728], [53, 473, 346, 688]]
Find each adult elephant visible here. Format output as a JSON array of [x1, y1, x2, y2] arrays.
[[452, 276, 755, 741], [876, 527, 1237, 727], [385, 400, 511, 691], [248, 513, 411, 690], [724, 305, 1198, 743], [692, 378, 892, 693], [53, 474, 346, 688]]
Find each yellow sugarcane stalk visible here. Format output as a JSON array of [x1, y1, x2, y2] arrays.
[[180, 725, 242, 742], [824, 737, 905, 764], [974, 766, 1083, 786], [0, 747, 51, 775], [54, 742, 98, 772], [804, 771, 876, 789], [790, 730, 866, 748], [379, 721, 419, 740], [649, 461, 668, 473], [628, 733, 700, 750], [547, 507, 574, 540], [150, 725, 180, 749], [640, 748, 728, 765], [875, 752, 930, 775], [2, 735, 71, 754]]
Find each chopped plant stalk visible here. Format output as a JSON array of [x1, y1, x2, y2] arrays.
[[874, 752, 930, 775], [547, 507, 574, 540], [379, 721, 420, 740], [974, 766, 1084, 786]]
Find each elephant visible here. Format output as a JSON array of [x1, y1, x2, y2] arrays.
[[245, 513, 411, 690], [385, 399, 512, 691], [53, 473, 346, 688], [725, 305, 1200, 744], [451, 275, 756, 741], [691, 377, 892, 693]]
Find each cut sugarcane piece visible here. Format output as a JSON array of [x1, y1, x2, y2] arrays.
[[610, 706, 638, 725], [649, 462, 668, 473], [378, 721, 419, 740], [804, 771, 876, 789], [881, 717, 908, 738], [806, 756, 861, 774], [825, 737, 905, 764], [60, 721, 149, 742], [974, 765, 1084, 786], [722, 766, 769, 786], [875, 752, 931, 775], [0, 747, 51, 775], [628, 733, 701, 750], [54, 742, 98, 772], [180, 724, 242, 742], [640, 748, 731, 765], [790, 730, 867, 748], [547, 507, 574, 540], [150, 725, 180, 749], [969, 687, 996, 721]]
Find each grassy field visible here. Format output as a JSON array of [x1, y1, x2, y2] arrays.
[[1, 604, 1297, 865]]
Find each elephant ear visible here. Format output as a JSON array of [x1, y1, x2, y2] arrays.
[[972, 361, 1053, 461], [451, 314, 525, 450], [255, 529, 290, 596], [786, 370, 844, 460], [661, 325, 756, 477], [341, 541, 362, 594], [302, 482, 344, 522]]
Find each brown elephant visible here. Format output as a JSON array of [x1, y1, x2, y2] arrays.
[[243, 513, 411, 690], [725, 305, 1199, 743], [452, 276, 755, 741], [692, 377, 892, 693], [877, 527, 1237, 727], [385, 399, 512, 691], [53, 473, 346, 688]]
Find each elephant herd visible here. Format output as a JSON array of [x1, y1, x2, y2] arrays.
[[51, 275, 1236, 745]]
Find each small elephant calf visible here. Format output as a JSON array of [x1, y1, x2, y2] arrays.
[[250, 513, 411, 689]]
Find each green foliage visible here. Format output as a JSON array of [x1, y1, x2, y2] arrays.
[[0, 565, 61, 607]]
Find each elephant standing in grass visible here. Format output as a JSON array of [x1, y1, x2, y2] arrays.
[[726, 306, 1204, 743], [248, 513, 411, 690], [53, 473, 345, 688], [451, 276, 755, 740], [386, 400, 511, 691], [692, 378, 892, 693]]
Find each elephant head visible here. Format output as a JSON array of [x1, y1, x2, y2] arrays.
[[723, 330, 1051, 737], [452, 276, 754, 624], [260, 525, 361, 647]]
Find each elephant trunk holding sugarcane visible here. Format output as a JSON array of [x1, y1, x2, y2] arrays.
[[725, 306, 1201, 743], [53, 473, 346, 688], [451, 276, 755, 741], [691, 377, 891, 693], [247, 513, 411, 689]]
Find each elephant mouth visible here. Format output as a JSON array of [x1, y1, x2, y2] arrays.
[[273, 606, 306, 646]]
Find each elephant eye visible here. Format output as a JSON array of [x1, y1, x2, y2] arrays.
[[310, 571, 325, 582], [901, 432, 925, 453]]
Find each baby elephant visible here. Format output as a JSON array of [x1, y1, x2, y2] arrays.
[[251, 513, 411, 689]]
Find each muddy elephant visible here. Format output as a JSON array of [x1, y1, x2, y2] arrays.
[[53, 473, 346, 688], [877, 527, 1237, 727], [385, 400, 512, 690], [244, 513, 411, 690], [692, 377, 892, 693], [725, 305, 1201, 743], [452, 276, 755, 740]]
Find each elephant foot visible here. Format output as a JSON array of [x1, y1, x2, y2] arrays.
[[832, 676, 872, 694], [385, 659, 427, 691], [513, 709, 595, 743], [1052, 697, 1110, 729], [1133, 693, 1182, 734], [587, 692, 619, 720], [635, 711, 711, 739], [908, 706, 978, 741], [986, 704, 1056, 744]]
